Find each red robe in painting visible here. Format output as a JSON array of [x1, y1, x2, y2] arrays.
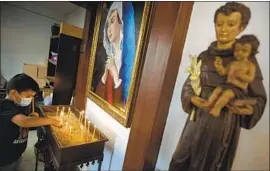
[[95, 74, 123, 107]]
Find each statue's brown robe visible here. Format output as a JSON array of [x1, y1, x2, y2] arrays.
[[169, 42, 267, 171]]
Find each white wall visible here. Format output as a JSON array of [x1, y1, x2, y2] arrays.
[[84, 99, 130, 170], [156, 2, 269, 171], [64, 7, 86, 29], [1, 3, 60, 80]]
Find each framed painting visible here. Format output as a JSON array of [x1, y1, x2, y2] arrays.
[[86, 2, 153, 127]]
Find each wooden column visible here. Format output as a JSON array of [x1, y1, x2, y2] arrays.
[[73, 5, 97, 110], [123, 2, 193, 170]]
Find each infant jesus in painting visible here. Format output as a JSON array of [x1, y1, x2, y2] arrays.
[[192, 34, 259, 117]]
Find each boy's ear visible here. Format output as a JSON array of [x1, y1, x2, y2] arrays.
[[9, 89, 18, 96]]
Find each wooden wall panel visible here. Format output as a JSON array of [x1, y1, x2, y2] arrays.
[[73, 5, 97, 110], [123, 2, 194, 170]]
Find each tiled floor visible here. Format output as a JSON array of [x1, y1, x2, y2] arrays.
[[18, 130, 44, 171]]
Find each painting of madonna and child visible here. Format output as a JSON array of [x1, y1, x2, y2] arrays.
[[87, 2, 150, 125]]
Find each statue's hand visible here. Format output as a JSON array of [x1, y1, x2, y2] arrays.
[[191, 96, 198, 105], [231, 98, 257, 106], [191, 96, 210, 109], [227, 104, 254, 115], [214, 56, 223, 69]]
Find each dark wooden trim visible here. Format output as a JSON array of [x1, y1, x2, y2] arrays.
[[123, 2, 194, 170], [73, 5, 97, 110], [126, 2, 157, 128]]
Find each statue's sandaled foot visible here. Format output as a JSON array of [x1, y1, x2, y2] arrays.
[[191, 96, 211, 109]]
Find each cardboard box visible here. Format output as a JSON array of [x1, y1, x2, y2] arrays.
[[23, 64, 38, 79], [35, 78, 46, 88], [23, 62, 47, 88], [38, 66, 47, 79]]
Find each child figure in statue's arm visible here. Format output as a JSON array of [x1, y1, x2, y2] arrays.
[[192, 34, 259, 117]]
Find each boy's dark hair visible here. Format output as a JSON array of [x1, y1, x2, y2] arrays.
[[7, 73, 40, 94], [236, 34, 260, 56], [214, 2, 251, 29]]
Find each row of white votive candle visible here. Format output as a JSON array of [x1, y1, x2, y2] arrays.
[[55, 106, 72, 138], [78, 111, 97, 141], [55, 107, 96, 142]]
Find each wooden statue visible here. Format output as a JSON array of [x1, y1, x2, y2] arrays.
[[192, 35, 260, 117], [169, 2, 267, 171]]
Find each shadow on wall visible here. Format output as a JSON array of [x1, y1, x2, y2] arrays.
[[85, 99, 130, 170]]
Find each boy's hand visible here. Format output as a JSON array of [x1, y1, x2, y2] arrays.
[[46, 115, 62, 128], [51, 117, 62, 128], [29, 112, 39, 118]]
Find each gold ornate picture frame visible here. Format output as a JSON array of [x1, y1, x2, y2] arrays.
[[86, 2, 152, 127]]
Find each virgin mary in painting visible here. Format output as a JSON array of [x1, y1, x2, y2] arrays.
[[95, 2, 136, 110]]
